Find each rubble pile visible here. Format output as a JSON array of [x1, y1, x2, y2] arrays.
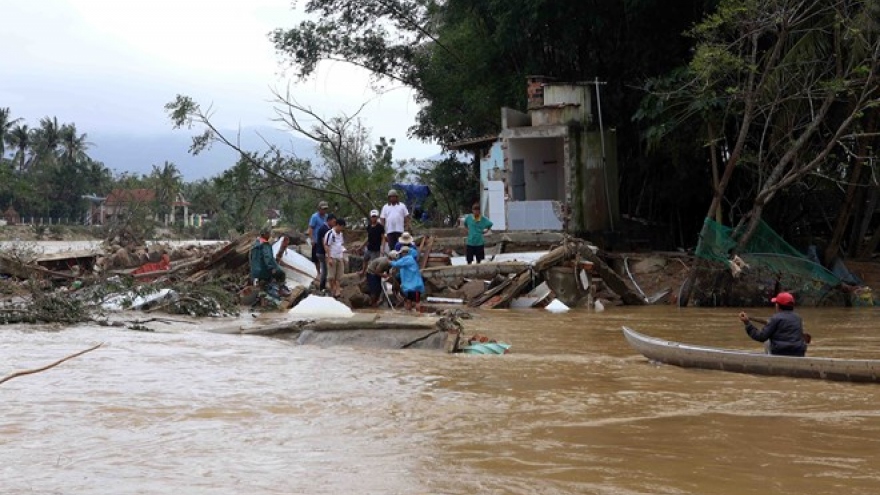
[[1, 229, 659, 325]]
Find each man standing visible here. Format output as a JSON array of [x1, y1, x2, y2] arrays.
[[380, 189, 409, 252], [462, 202, 493, 264], [307, 200, 330, 275], [360, 209, 385, 275], [249, 227, 286, 300], [314, 214, 336, 293], [323, 218, 346, 298], [739, 292, 808, 356]]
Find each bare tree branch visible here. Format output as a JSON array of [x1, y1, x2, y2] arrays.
[[0, 343, 103, 386]]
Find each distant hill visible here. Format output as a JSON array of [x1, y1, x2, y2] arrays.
[[88, 126, 321, 181]]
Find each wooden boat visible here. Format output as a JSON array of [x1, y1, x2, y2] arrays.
[[622, 326, 880, 383]]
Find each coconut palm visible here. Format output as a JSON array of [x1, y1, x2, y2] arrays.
[[0, 107, 22, 158], [150, 161, 183, 221], [6, 124, 31, 172], [31, 116, 62, 163], [59, 123, 91, 163]]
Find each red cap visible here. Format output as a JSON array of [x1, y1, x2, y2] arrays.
[[771, 292, 794, 306]]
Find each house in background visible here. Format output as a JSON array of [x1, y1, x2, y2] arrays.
[[99, 189, 195, 226], [449, 76, 619, 234]]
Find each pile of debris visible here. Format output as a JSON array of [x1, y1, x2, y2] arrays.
[[1, 229, 662, 326]]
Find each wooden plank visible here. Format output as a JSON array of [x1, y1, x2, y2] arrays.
[[481, 270, 534, 309], [418, 235, 434, 270], [468, 276, 514, 307], [580, 246, 646, 305]]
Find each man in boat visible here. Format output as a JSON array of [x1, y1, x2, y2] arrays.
[[249, 227, 287, 301], [738, 292, 808, 357]]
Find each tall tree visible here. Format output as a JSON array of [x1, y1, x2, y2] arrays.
[[59, 123, 91, 163], [271, 0, 719, 242], [0, 107, 22, 158], [149, 161, 183, 223], [31, 116, 62, 165], [6, 124, 31, 172]]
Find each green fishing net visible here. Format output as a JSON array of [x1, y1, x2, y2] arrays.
[[694, 217, 842, 300]]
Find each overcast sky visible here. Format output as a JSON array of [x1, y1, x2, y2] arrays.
[[2, 0, 440, 161]]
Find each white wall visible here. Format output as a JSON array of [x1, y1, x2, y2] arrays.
[[506, 137, 564, 201]]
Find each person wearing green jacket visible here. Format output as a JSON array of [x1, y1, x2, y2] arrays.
[[249, 227, 286, 299]]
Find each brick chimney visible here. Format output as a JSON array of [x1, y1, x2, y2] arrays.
[[526, 75, 553, 110]]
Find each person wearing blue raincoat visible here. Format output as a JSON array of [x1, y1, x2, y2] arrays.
[[390, 245, 424, 312]]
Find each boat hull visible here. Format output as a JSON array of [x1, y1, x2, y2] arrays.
[[622, 327, 880, 383]]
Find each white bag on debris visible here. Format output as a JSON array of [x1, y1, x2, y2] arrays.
[[102, 288, 175, 311], [544, 299, 570, 313], [288, 295, 354, 318]]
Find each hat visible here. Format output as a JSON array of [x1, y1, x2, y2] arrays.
[[399, 232, 413, 244], [771, 292, 795, 306], [387, 189, 399, 197], [318, 200, 329, 209], [369, 209, 379, 217], [399, 245, 411, 253], [388, 250, 399, 259]]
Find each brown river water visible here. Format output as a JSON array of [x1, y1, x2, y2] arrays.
[[2, 306, 880, 494]]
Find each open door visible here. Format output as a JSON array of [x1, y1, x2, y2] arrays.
[[485, 180, 506, 230]]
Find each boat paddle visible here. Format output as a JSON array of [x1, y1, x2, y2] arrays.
[[745, 316, 812, 344]]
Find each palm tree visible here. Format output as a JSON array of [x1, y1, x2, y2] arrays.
[[150, 161, 183, 222], [0, 107, 22, 158], [59, 123, 91, 163], [32, 116, 61, 164], [6, 124, 31, 172]]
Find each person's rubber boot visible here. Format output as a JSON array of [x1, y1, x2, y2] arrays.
[[266, 283, 280, 300]]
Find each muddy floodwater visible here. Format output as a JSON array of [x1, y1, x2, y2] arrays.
[[2, 306, 880, 494]]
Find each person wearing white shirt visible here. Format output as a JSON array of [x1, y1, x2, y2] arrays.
[[323, 218, 347, 297], [380, 188, 410, 252]]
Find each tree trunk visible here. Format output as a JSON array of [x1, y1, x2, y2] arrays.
[[824, 158, 866, 265]]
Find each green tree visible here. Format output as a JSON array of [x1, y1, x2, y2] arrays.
[[31, 116, 62, 164], [148, 161, 183, 223], [417, 155, 477, 224], [271, 0, 720, 243], [5, 124, 31, 172], [669, 0, 880, 249], [58, 123, 91, 163], [0, 107, 22, 159], [166, 93, 407, 221]]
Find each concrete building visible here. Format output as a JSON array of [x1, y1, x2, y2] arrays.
[[450, 76, 619, 234]]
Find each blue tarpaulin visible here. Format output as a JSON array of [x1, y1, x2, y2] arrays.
[[392, 184, 431, 210]]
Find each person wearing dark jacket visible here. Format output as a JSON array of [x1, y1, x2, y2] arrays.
[[738, 292, 808, 356], [250, 227, 286, 299], [314, 214, 337, 293]]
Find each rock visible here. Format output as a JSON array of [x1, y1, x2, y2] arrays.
[[630, 256, 667, 274], [460, 280, 487, 302], [110, 247, 132, 268]]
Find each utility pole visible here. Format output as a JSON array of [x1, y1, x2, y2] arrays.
[[587, 78, 614, 232]]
